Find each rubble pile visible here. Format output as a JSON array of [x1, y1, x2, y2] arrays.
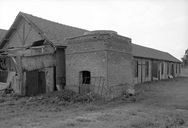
[[0, 89, 102, 112], [16, 90, 100, 106]]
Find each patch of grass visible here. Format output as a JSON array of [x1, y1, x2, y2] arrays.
[[84, 105, 102, 112], [165, 115, 185, 128], [66, 122, 76, 127], [130, 119, 159, 128], [96, 113, 115, 121], [76, 118, 93, 123]]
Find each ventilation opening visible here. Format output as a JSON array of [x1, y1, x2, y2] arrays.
[[31, 39, 45, 47], [80, 71, 91, 84]]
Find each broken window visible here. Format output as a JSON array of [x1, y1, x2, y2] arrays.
[[80, 71, 91, 84]]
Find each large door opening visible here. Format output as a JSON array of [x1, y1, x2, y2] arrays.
[[152, 61, 158, 80], [26, 70, 46, 96]]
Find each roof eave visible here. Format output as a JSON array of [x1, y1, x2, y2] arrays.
[[133, 55, 181, 63]]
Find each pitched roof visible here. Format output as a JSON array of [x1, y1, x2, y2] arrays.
[[132, 43, 181, 63], [0, 29, 7, 42], [20, 12, 88, 46], [1, 12, 180, 63]]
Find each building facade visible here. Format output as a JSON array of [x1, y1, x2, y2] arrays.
[[132, 44, 181, 84], [0, 12, 181, 98]]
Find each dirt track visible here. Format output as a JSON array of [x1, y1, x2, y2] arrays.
[[0, 77, 188, 128]]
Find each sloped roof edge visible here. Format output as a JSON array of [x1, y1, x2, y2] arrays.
[[132, 43, 181, 63], [0, 29, 7, 43], [0, 12, 88, 48]]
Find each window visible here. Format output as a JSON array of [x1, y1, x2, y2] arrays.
[[135, 60, 139, 77], [145, 61, 149, 77], [176, 64, 178, 74], [80, 71, 91, 84]]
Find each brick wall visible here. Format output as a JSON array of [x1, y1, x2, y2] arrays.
[[65, 32, 133, 99]]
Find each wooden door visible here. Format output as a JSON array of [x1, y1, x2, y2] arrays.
[[38, 71, 46, 94], [26, 70, 46, 96], [26, 70, 38, 96]]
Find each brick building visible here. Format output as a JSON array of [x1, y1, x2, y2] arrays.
[[0, 12, 181, 98]]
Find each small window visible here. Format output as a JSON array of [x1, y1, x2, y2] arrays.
[[145, 61, 149, 77], [80, 71, 91, 84]]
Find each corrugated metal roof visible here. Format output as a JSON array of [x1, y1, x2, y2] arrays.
[[132, 43, 181, 63], [20, 12, 88, 46]]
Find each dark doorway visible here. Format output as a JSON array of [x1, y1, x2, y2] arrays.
[[0, 70, 8, 83], [79, 71, 91, 94], [152, 61, 158, 79], [81, 71, 91, 84], [26, 70, 46, 96], [171, 64, 174, 76], [38, 71, 46, 93]]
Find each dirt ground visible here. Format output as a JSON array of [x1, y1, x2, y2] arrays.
[[0, 77, 188, 128]]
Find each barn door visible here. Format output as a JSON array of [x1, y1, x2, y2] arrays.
[[26, 70, 46, 96], [38, 71, 46, 94], [26, 70, 38, 96]]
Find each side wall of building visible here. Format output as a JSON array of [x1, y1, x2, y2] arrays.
[[106, 37, 133, 98], [133, 57, 181, 84], [65, 33, 134, 99], [65, 39, 107, 93]]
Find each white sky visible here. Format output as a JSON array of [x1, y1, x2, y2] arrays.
[[0, 0, 188, 60]]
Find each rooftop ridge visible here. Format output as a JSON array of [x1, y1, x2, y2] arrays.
[[19, 12, 89, 32]]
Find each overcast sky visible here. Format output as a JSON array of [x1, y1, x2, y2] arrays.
[[0, 0, 187, 60]]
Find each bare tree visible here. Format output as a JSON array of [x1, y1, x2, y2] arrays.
[[182, 49, 188, 67]]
